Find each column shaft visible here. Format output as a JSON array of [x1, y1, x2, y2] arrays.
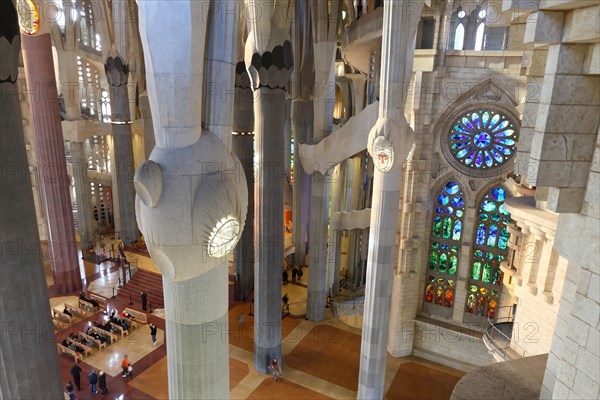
[[253, 88, 286, 372], [1, 5, 64, 396], [21, 33, 82, 294], [71, 142, 94, 251]]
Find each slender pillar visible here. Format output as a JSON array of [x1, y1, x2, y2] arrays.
[[233, 62, 255, 301], [139, 92, 155, 160], [21, 25, 82, 295], [327, 163, 345, 294], [246, 30, 293, 372], [0, 3, 64, 397], [71, 142, 95, 251], [306, 1, 341, 321], [106, 0, 139, 244], [357, 0, 424, 398]]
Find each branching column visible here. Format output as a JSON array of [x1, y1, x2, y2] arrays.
[[357, 0, 423, 398], [0, 3, 64, 397]]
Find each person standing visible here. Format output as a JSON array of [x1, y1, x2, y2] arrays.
[[291, 265, 297, 283], [141, 290, 148, 311], [121, 355, 130, 377], [149, 323, 158, 346], [88, 370, 98, 396], [66, 381, 75, 400], [282, 269, 289, 285], [297, 265, 304, 283], [98, 371, 108, 394], [70, 362, 82, 391]]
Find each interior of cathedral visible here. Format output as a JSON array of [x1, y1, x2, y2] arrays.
[[1, 0, 599, 399]]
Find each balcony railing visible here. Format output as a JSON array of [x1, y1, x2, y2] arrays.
[[483, 305, 523, 361]]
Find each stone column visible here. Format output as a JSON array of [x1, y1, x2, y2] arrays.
[[105, 0, 139, 244], [21, 29, 82, 294], [233, 62, 255, 301], [358, 1, 423, 398], [139, 92, 155, 160], [328, 163, 345, 294], [245, 30, 293, 372], [71, 141, 94, 251], [136, 2, 247, 398], [346, 155, 363, 284], [0, 3, 64, 397]]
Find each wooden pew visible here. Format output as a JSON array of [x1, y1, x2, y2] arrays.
[[110, 322, 129, 338], [89, 293, 107, 310], [65, 303, 84, 317], [57, 344, 83, 362], [120, 316, 138, 331], [67, 338, 92, 357], [124, 308, 147, 324], [89, 326, 117, 343], [52, 309, 72, 323], [79, 332, 106, 350], [78, 298, 99, 312]]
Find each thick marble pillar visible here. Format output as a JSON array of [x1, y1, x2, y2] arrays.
[[357, 1, 423, 398], [233, 62, 255, 301], [136, 2, 247, 398], [106, 0, 139, 244], [71, 142, 94, 251], [0, 3, 64, 397], [21, 28, 82, 294], [245, 30, 293, 372]]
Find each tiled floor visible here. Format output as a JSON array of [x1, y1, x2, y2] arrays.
[[51, 247, 465, 399]]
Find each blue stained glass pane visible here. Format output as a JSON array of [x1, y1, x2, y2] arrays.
[[443, 217, 452, 239], [487, 224, 498, 247], [472, 261, 481, 280], [494, 144, 512, 155], [445, 182, 459, 195], [491, 213, 501, 221], [485, 151, 494, 167], [445, 207, 454, 215], [472, 113, 480, 128], [456, 147, 471, 158], [482, 200, 496, 212], [503, 218, 511, 225], [491, 187, 506, 201], [451, 134, 470, 141], [438, 194, 449, 205], [490, 147, 503, 163], [452, 196, 465, 208], [474, 132, 491, 148], [476, 224, 486, 245], [456, 210, 464, 217], [489, 113, 501, 128], [433, 216, 441, 237], [482, 111, 490, 127], [492, 120, 510, 132], [499, 203, 510, 215], [439, 253, 448, 272], [454, 124, 467, 133], [474, 249, 483, 258], [452, 142, 470, 150], [486, 252, 494, 260], [496, 129, 514, 137], [475, 152, 484, 167], [462, 117, 475, 131], [492, 269, 500, 285], [480, 213, 489, 221], [465, 149, 477, 164], [452, 220, 462, 241], [449, 255, 458, 275], [498, 227, 509, 250], [441, 244, 448, 250], [483, 263, 491, 283], [495, 138, 515, 146], [436, 207, 443, 213]]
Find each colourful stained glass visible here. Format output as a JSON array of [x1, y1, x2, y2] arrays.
[[439, 254, 448, 272], [499, 203, 509, 215], [491, 187, 506, 201], [474, 249, 483, 258], [445, 289, 454, 306], [487, 224, 498, 247], [431, 242, 439, 249], [436, 207, 443, 213], [433, 216, 441, 237], [491, 213, 501, 222], [452, 197, 465, 208], [477, 297, 486, 316], [436, 287, 443, 305], [456, 210, 464, 217], [452, 220, 462, 241], [446, 182, 459, 194], [445, 206, 454, 214], [472, 261, 481, 280], [438, 194, 449, 205], [467, 294, 476, 313], [443, 217, 452, 239], [480, 213, 488, 221], [498, 228, 509, 250], [441, 244, 448, 250], [476, 224, 486, 245], [425, 284, 434, 302], [488, 299, 497, 318], [449, 255, 458, 275], [482, 200, 496, 212], [430, 252, 438, 270], [449, 110, 518, 171], [482, 263, 491, 283]]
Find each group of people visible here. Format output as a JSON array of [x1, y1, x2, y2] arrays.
[[109, 309, 131, 331], [282, 265, 304, 285], [79, 292, 100, 308], [68, 364, 107, 398]]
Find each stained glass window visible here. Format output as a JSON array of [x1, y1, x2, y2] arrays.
[[466, 186, 511, 319], [449, 109, 518, 172], [424, 182, 464, 312]]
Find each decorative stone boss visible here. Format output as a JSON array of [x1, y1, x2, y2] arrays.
[[133, 133, 248, 281]]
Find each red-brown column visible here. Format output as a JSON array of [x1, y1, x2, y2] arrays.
[[21, 33, 82, 294]]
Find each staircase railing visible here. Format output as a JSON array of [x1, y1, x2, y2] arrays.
[[484, 305, 517, 360]]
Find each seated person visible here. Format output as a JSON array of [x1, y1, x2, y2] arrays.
[[63, 307, 73, 317], [89, 298, 100, 308], [120, 320, 129, 331], [103, 322, 113, 332], [79, 292, 87, 301], [61, 339, 69, 347]]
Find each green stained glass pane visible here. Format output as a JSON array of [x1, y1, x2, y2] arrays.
[[433, 216, 441, 237], [491, 213, 501, 222], [483, 262, 492, 283], [431, 242, 439, 249], [503, 217, 511, 225], [470, 285, 478, 292], [496, 255, 504, 262], [498, 227, 509, 250], [429, 252, 438, 270], [456, 210, 464, 218], [482, 200, 496, 212], [499, 203, 509, 215], [443, 217, 452, 239], [451, 245, 459, 253], [472, 261, 481, 280], [449, 255, 458, 275], [486, 252, 494, 260], [439, 253, 448, 273], [452, 220, 462, 241], [474, 249, 483, 258], [480, 213, 489, 221]]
